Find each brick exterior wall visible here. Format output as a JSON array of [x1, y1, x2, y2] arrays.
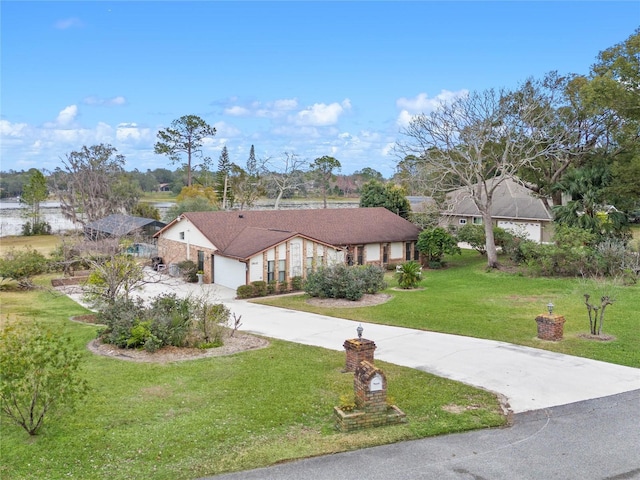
[[535, 314, 566, 341], [157, 238, 216, 283]]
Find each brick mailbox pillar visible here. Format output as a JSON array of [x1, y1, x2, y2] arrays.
[[354, 361, 387, 413], [535, 314, 566, 341], [343, 338, 376, 372]]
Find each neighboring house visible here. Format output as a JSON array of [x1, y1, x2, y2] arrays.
[[442, 178, 553, 243], [84, 214, 166, 242], [154, 207, 421, 290]]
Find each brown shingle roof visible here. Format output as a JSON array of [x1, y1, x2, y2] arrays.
[[161, 207, 420, 259]]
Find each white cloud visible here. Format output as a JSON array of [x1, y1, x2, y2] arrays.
[[83, 95, 127, 106], [116, 123, 152, 143], [294, 99, 351, 127], [212, 121, 241, 137], [221, 97, 299, 119], [396, 89, 468, 127], [54, 105, 79, 127], [224, 106, 251, 117], [272, 99, 298, 111], [0, 120, 28, 137], [54, 18, 84, 30]]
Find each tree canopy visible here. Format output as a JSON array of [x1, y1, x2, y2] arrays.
[[310, 155, 341, 208], [154, 115, 216, 187], [51, 144, 141, 225]]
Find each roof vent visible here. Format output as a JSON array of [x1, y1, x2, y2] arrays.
[[238, 214, 244, 218]]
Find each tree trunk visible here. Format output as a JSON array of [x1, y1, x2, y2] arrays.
[[274, 189, 284, 210], [483, 212, 499, 268]]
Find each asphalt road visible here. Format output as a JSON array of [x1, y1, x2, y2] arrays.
[[207, 389, 640, 480]]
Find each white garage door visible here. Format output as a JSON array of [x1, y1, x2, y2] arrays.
[[497, 221, 541, 242], [214, 256, 247, 290]]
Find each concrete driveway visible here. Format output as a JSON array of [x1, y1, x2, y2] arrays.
[[93, 271, 640, 415]]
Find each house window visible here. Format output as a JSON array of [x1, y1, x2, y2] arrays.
[[357, 246, 364, 266], [413, 242, 419, 261], [306, 257, 313, 275], [197, 250, 204, 272], [458, 219, 467, 225], [278, 260, 286, 282], [267, 260, 275, 282], [382, 244, 389, 264], [179, 231, 185, 240], [473, 217, 483, 225]]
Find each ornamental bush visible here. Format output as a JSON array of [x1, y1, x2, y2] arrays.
[[97, 293, 229, 351], [417, 227, 461, 266], [305, 264, 386, 301], [0, 248, 49, 289]]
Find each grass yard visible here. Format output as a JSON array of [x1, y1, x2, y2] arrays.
[[0, 234, 62, 256], [0, 276, 506, 480], [255, 251, 640, 368]]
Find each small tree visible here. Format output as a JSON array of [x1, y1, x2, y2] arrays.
[[583, 294, 614, 336], [456, 224, 488, 254], [417, 227, 461, 267], [0, 248, 48, 289], [0, 321, 88, 435], [20, 168, 51, 236], [310, 155, 341, 208], [84, 254, 145, 307]]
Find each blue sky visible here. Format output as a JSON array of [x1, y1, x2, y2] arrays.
[[1, 1, 638, 178]]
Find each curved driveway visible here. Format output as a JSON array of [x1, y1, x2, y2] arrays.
[[69, 275, 640, 479], [130, 274, 640, 414]]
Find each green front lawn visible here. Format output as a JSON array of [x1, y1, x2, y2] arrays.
[[255, 251, 640, 368], [0, 277, 506, 479]]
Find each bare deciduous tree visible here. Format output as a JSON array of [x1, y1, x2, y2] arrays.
[[397, 88, 571, 268], [265, 152, 308, 210]]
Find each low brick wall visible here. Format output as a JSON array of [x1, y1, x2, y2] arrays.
[[334, 405, 406, 432], [51, 276, 89, 287]]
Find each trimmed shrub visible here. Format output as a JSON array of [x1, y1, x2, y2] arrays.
[[236, 284, 256, 299], [177, 260, 198, 283], [358, 265, 387, 293], [278, 281, 289, 294], [251, 281, 267, 296], [291, 276, 304, 291], [305, 264, 386, 301]]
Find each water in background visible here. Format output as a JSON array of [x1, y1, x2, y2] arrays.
[[0, 201, 79, 237], [0, 199, 360, 237]]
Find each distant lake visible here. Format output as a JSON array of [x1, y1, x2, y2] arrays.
[[0, 200, 79, 237], [0, 199, 360, 237]]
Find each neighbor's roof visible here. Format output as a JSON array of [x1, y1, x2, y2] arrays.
[[446, 178, 552, 221], [156, 207, 421, 259], [84, 214, 165, 236]]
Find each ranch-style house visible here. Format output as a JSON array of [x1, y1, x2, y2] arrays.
[[154, 207, 421, 290]]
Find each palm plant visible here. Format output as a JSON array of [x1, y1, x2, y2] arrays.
[[395, 261, 423, 289]]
